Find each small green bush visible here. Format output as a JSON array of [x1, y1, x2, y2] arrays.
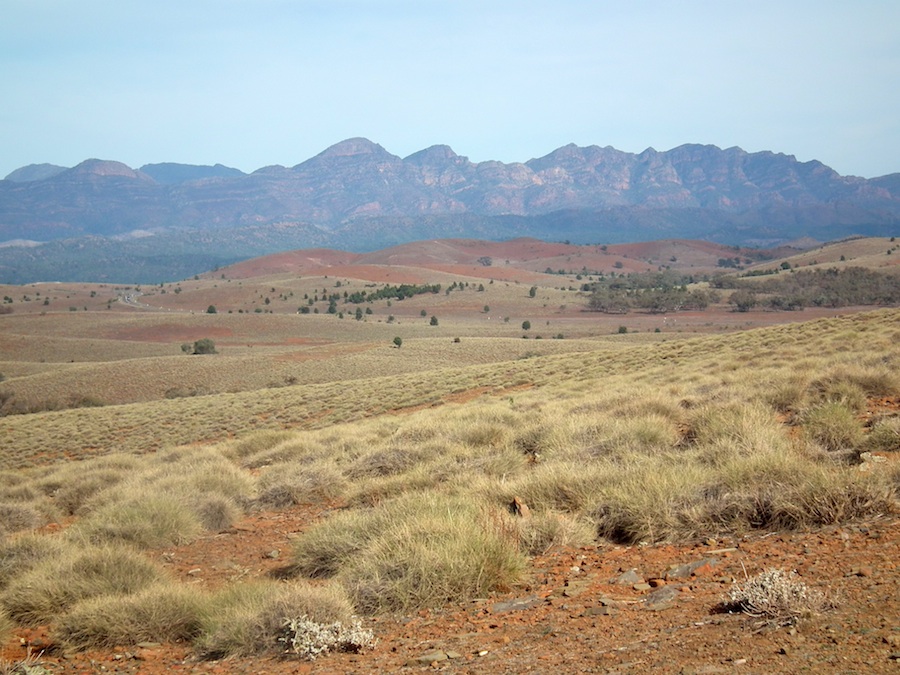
[[192, 338, 217, 354]]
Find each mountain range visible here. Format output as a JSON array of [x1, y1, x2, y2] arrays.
[[1, 138, 898, 283]]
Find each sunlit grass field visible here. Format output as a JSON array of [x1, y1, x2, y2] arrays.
[[0, 307, 898, 656], [1, 241, 898, 659]]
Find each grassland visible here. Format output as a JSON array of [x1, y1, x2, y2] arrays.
[[0, 238, 898, 663]]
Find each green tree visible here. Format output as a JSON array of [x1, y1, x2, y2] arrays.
[[430, 315, 439, 326], [192, 338, 217, 354], [529, 286, 537, 298], [522, 320, 531, 331], [729, 290, 758, 312], [355, 307, 363, 321], [393, 336, 403, 348], [206, 305, 217, 314]]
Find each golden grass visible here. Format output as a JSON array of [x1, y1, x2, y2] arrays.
[[0, 307, 897, 648], [1, 544, 164, 625]]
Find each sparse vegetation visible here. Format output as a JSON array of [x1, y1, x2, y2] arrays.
[[726, 568, 831, 627], [0, 256, 898, 668]]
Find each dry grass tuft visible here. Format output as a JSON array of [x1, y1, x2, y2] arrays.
[[198, 580, 354, 658], [292, 492, 525, 614], [53, 583, 208, 650], [1, 544, 163, 625]]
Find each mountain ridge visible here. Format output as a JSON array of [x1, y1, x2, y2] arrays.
[[1, 138, 898, 283]]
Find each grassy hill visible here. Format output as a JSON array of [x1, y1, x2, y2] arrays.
[[0, 237, 898, 669]]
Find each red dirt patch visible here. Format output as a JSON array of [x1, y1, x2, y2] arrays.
[[106, 324, 235, 343], [5, 515, 898, 673]]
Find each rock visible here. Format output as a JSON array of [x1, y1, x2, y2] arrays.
[[491, 596, 542, 613], [633, 582, 652, 591], [644, 585, 680, 611], [666, 557, 719, 580], [265, 549, 281, 559], [562, 582, 590, 598], [614, 568, 643, 585], [584, 606, 617, 616], [407, 650, 449, 666]]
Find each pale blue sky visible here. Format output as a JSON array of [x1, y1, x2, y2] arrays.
[[2, 1, 898, 179]]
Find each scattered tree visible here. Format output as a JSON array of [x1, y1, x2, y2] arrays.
[[522, 320, 531, 331], [430, 315, 439, 326], [206, 305, 217, 314], [393, 336, 403, 349], [191, 338, 217, 355]]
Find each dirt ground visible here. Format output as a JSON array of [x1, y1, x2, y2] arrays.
[[4, 499, 898, 674]]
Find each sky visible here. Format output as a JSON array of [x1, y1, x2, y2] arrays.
[[2, 1, 899, 179]]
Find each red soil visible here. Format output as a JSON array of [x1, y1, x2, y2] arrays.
[[5, 512, 898, 674]]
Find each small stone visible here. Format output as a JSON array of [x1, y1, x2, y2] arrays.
[[648, 578, 666, 588], [407, 650, 448, 666], [445, 651, 463, 659], [478, 650, 489, 657], [614, 569, 643, 585], [584, 606, 617, 616], [779, 646, 790, 656], [135, 642, 161, 649], [666, 557, 719, 580], [633, 582, 652, 591], [644, 585, 680, 611], [265, 549, 280, 559], [186, 568, 202, 576], [491, 596, 541, 613]]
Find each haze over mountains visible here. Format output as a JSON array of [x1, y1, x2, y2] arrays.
[[1, 138, 898, 283]]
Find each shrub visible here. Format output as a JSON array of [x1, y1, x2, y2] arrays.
[[192, 338, 217, 355], [0, 534, 69, 590], [330, 494, 525, 614], [0, 502, 44, 535], [280, 616, 375, 660], [53, 583, 208, 649], [198, 581, 354, 658], [72, 495, 204, 548], [1, 545, 163, 625], [393, 336, 402, 348], [516, 511, 595, 555], [255, 462, 347, 509], [865, 417, 900, 452], [726, 569, 830, 627], [206, 305, 217, 314], [802, 402, 865, 452]]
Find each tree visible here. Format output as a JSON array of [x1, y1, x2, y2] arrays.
[[393, 336, 403, 348], [729, 290, 758, 312], [191, 338, 217, 354], [522, 320, 531, 331], [529, 286, 537, 298], [430, 315, 439, 326], [355, 307, 363, 321], [206, 305, 217, 314]]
